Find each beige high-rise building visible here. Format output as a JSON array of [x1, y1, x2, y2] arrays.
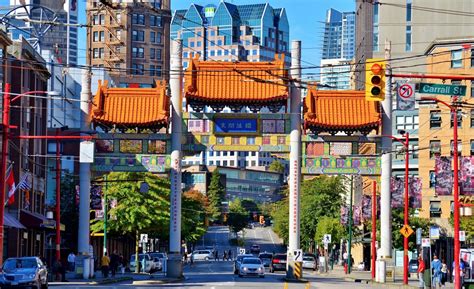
[[86, 0, 171, 87]]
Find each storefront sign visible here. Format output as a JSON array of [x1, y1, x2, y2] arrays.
[[214, 117, 258, 134]]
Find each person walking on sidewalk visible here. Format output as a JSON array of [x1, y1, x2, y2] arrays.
[[214, 250, 219, 261], [431, 255, 442, 288], [440, 259, 448, 287], [67, 252, 75, 272], [418, 256, 425, 289], [228, 249, 232, 261], [101, 252, 110, 278], [110, 251, 119, 277]]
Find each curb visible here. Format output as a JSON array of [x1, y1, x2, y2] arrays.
[[133, 276, 186, 285], [343, 277, 419, 289]]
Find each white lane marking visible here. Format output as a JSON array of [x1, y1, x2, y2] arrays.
[[268, 228, 276, 248]]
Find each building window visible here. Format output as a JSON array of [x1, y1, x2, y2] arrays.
[[471, 80, 474, 98], [429, 140, 441, 158], [262, 136, 271, 145], [451, 110, 462, 128], [150, 15, 162, 27], [395, 145, 404, 160], [190, 41, 194, 48], [197, 41, 201, 47], [430, 110, 441, 128], [150, 31, 156, 43], [451, 49, 463, 68], [132, 14, 145, 25], [217, 50, 222, 56], [450, 140, 462, 156], [405, 25, 412, 51], [93, 31, 104, 42], [93, 48, 104, 58], [132, 47, 144, 58], [217, 137, 225, 144], [247, 137, 255, 145], [430, 201, 442, 218], [471, 109, 474, 127], [149, 64, 155, 76], [412, 145, 419, 159], [132, 30, 144, 42], [471, 49, 474, 67], [277, 136, 286, 145], [429, 171, 436, 188], [232, 137, 240, 145], [150, 48, 155, 59], [406, 0, 412, 22], [131, 63, 144, 75], [156, 49, 162, 60], [93, 14, 105, 25]]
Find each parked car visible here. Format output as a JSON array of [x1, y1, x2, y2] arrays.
[[238, 257, 265, 278], [250, 245, 261, 255], [258, 252, 273, 267], [233, 254, 254, 274], [302, 256, 317, 271], [149, 252, 166, 271], [270, 253, 287, 272], [1, 257, 48, 288], [408, 259, 418, 274], [191, 250, 213, 261], [130, 254, 155, 273]]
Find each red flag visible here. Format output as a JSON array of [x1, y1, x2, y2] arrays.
[[6, 170, 16, 205]]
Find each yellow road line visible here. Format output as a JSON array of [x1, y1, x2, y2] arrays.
[[283, 282, 288, 289], [304, 282, 311, 289]]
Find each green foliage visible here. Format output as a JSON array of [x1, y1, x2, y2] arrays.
[[390, 209, 431, 250], [182, 190, 208, 243], [207, 169, 226, 222], [241, 199, 259, 218], [268, 160, 285, 173], [227, 198, 249, 234], [460, 216, 474, 242], [90, 172, 170, 238], [271, 176, 344, 250], [314, 216, 345, 246]]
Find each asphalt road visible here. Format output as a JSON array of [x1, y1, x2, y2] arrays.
[[51, 226, 378, 288]]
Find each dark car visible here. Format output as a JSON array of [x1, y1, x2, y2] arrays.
[[1, 257, 48, 289], [258, 252, 273, 267], [250, 245, 261, 255], [234, 254, 254, 274], [270, 253, 287, 273], [408, 259, 418, 274]]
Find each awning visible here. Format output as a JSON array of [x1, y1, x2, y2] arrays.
[[20, 210, 65, 231], [4, 212, 26, 229]]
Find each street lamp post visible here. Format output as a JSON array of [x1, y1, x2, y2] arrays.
[[383, 132, 410, 285], [418, 96, 461, 289]]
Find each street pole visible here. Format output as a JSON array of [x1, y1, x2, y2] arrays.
[[78, 69, 92, 279], [287, 40, 302, 280], [55, 128, 61, 261], [403, 132, 410, 285], [348, 175, 354, 274], [0, 83, 11, 266], [380, 40, 393, 277], [371, 180, 377, 280], [103, 174, 108, 255], [167, 39, 183, 279], [452, 103, 461, 289]]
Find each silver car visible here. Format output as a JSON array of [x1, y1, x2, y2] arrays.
[[1, 257, 48, 288], [302, 256, 316, 271]]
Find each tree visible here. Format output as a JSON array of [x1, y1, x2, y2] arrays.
[[460, 216, 474, 242], [227, 198, 249, 235], [271, 176, 344, 250], [269, 160, 285, 173], [314, 216, 345, 246], [90, 172, 170, 272], [207, 169, 226, 222], [241, 199, 259, 219], [182, 190, 208, 243]]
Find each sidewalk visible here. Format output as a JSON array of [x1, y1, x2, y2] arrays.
[[49, 271, 176, 286], [318, 265, 455, 289]]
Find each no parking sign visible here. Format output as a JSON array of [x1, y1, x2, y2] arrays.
[[397, 82, 415, 110]]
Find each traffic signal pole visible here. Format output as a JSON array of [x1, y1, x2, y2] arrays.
[[167, 39, 184, 279]]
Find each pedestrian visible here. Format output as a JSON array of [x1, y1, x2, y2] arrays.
[[110, 251, 119, 277], [119, 254, 125, 274], [440, 259, 448, 287], [223, 251, 227, 261], [452, 259, 466, 288], [214, 250, 219, 261], [101, 252, 110, 278], [417, 256, 425, 289], [228, 249, 232, 261], [67, 252, 75, 272], [183, 252, 188, 264], [431, 255, 442, 288]]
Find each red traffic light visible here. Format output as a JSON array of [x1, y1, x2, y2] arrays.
[[371, 63, 383, 75], [371, 75, 381, 85]]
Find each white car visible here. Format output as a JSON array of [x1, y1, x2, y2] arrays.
[[149, 252, 166, 271], [130, 254, 155, 273], [239, 257, 265, 278], [191, 250, 213, 261], [302, 256, 317, 271]]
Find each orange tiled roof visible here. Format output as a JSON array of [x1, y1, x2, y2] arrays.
[[92, 80, 170, 129], [304, 89, 381, 134], [184, 54, 289, 104]]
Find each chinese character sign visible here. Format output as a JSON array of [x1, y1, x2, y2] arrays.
[[214, 118, 258, 134], [435, 156, 453, 196]]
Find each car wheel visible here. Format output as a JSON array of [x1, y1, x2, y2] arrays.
[[270, 268, 274, 273]]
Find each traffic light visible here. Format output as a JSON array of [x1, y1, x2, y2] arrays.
[[365, 59, 386, 101], [259, 216, 265, 225]]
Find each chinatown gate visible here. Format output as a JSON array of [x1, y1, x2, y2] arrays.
[[87, 40, 382, 279]]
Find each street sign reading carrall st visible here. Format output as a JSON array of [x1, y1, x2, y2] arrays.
[[418, 83, 466, 96]]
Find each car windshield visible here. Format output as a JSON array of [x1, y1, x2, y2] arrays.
[[259, 254, 272, 258], [4, 258, 37, 270], [242, 258, 261, 265], [303, 257, 314, 261], [151, 253, 164, 258], [274, 254, 286, 260]]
